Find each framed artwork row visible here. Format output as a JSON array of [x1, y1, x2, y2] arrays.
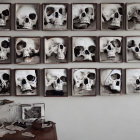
[[1, 3, 140, 30], [0, 68, 140, 96]]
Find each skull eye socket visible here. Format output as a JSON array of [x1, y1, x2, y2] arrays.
[[118, 7, 123, 15], [88, 45, 95, 53], [1, 40, 9, 48], [87, 73, 95, 79], [137, 9, 140, 15], [29, 13, 36, 20], [128, 40, 135, 48], [136, 79, 140, 85], [3, 73, 9, 80], [108, 45, 111, 50], [111, 73, 120, 80], [111, 39, 121, 48], [85, 8, 89, 13], [27, 75, 35, 81], [59, 8, 63, 14], [17, 41, 26, 50], [74, 46, 84, 57], [135, 47, 139, 52], [60, 76, 67, 82], [46, 7, 54, 16], [2, 9, 9, 16]]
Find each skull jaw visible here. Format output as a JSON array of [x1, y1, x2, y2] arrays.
[[57, 55, 65, 60], [52, 83, 64, 91], [110, 85, 120, 92], [0, 20, 6, 26], [134, 53, 140, 60], [109, 20, 121, 30], [24, 57, 32, 63], [0, 86, 9, 94], [107, 52, 116, 59], [0, 55, 8, 61]]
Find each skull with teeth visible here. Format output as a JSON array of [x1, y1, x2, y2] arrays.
[[100, 37, 122, 59], [16, 70, 37, 95], [0, 4, 10, 27], [127, 38, 140, 60], [0, 37, 10, 61], [102, 4, 123, 30], [72, 4, 95, 29], [73, 69, 96, 95], [43, 4, 67, 29], [73, 37, 96, 61], [0, 70, 10, 94], [16, 38, 40, 63], [104, 69, 121, 92], [16, 5, 38, 30], [45, 37, 66, 62]]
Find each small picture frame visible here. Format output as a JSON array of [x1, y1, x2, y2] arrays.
[[72, 36, 97, 62], [44, 36, 68, 63], [126, 69, 140, 94], [126, 3, 140, 30], [44, 68, 68, 97], [0, 3, 11, 30], [126, 36, 140, 62], [99, 36, 123, 62], [15, 69, 39, 96], [101, 3, 124, 30], [21, 103, 45, 121], [15, 37, 40, 64], [100, 68, 122, 95], [0, 36, 11, 64], [43, 3, 68, 30], [0, 69, 11, 96], [72, 68, 97, 96], [72, 3, 97, 30], [15, 3, 39, 30]]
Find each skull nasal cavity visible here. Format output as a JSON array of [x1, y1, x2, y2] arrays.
[[25, 18, 29, 23], [136, 79, 140, 85], [57, 78, 60, 83], [55, 12, 59, 18], [135, 47, 139, 52], [108, 45, 111, 50], [22, 79, 26, 85], [114, 12, 119, 18], [116, 81, 119, 86], [84, 78, 88, 85], [82, 12, 86, 17], [85, 50, 89, 54]]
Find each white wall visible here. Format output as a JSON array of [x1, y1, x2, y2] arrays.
[[1, 0, 140, 140]]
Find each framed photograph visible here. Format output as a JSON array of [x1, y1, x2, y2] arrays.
[[44, 68, 68, 97], [127, 3, 140, 30], [21, 103, 45, 121], [0, 36, 11, 64], [126, 36, 140, 62], [0, 3, 11, 30], [126, 69, 140, 94], [15, 3, 39, 30], [72, 3, 97, 30], [100, 69, 122, 95], [43, 3, 68, 30], [72, 36, 97, 62], [15, 69, 39, 96], [0, 69, 11, 96], [99, 36, 123, 62], [101, 3, 124, 30], [15, 37, 40, 64], [72, 68, 96, 96], [44, 36, 68, 63]]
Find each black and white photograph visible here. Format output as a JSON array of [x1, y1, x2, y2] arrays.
[[44, 69, 68, 96], [72, 37, 97, 62], [0, 69, 11, 96], [21, 103, 45, 121], [15, 37, 40, 64], [101, 3, 124, 30], [0, 37, 11, 64], [44, 37, 68, 63], [15, 69, 39, 96], [15, 4, 39, 30], [0, 3, 11, 30], [127, 3, 140, 30], [100, 69, 122, 95], [126, 69, 140, 94], [126, 37, 140, 62], [72, 3, 96, 30], [43, 3, 68, 30], [100, 36, 122, 62], [72, 69, 96, 96]]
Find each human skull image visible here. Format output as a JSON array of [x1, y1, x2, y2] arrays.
[[101, 69, 121, 95], [72, 69, 96, 96], [102, 4, 123, 30], [0, 4, 10, 27], [16, 38, 40, 64], [127, 4, 140, 30], [45, 69, 67, 96], [72, 4, 95, 30], [0, 37, 10, 61], [16, 4, 38, 30], [0, 70, 10, 95], [127, 37, 140, 61], [16, 70, 37, 95], [43, 4, 67, 30], [73, 37, 96, 62], [126, 69, 140, 94], [45, 37, 67, 63], [100, 37, 122, 62]]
